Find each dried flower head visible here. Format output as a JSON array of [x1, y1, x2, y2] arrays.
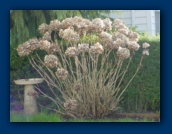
[[59, 28, 80, 43], [128, 31, 139, 42], [78, 43, 89, 53], [113, 19, 125, 30], [65, 47, 78, 57], [128, 41, 140, 51], [56, 68, 68, 81], [42, 31, 52, 41], [91, 18, 104, 32], [73, 16, 90, 29], [38, 23, 49, 34], [17, 38, 39, 57], [142, 49, 149, 55], [39, 40, 51, 51], [117, 47, 130, 59], [17, 44, 31, 57], [113, 38, 128, 49], [118, 27, 129, 36], [47, 43, 60, 54], [112, 32, 126, 41], [49, 20, 61, 31], [99, 31, 112, 43], [89, 42, 104, 54], [74, 84, 82, 92], [142, 42, 150, 49], [103, 18, 112, 31], [64, 99, 77, 111], [74, 18, 91, 36], [61, 18, 74, 29], [44, 54, 58, 68], [27, 38, 39, 51]]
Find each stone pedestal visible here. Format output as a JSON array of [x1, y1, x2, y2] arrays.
[[14, 78, 44, 115], [24, 85, 38, 115]]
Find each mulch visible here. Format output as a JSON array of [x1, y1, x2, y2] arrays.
[[106, 112, 160, 122]]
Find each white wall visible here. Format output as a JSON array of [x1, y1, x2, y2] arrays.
[[109, 10, 156, 35]]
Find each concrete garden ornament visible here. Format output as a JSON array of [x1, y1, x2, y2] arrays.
[[14, 78, 43, 115], [16, 17, 150, 119]]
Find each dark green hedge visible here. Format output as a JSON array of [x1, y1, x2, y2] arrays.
[[119, 36, 160, 112]]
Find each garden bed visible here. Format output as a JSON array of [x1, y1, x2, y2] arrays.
[[106, 113, 160, 122]]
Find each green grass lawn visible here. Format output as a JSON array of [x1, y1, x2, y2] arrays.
[[10, 112, 155, 122]]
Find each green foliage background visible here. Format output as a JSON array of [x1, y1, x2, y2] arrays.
[[10, 10, 160, 113]]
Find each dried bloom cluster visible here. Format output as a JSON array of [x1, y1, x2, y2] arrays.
[[59, 28, 80, 43], [91, 18, 105, 33], [142, 42, 150, 56], [44, 54, 58, 68], [114, 19, 129, 34], [39, 40, 51, 50], [38, 23, 49, 34], [78, 43, 89, 53], [127, 41, 140, 51], [73, 17, 91, 36], [17, 38, 39, 57], [65, 47, 78, 57], [89, 42, 104, 54], [42, 31, 52, 41], [56, 68, 68, 81], [47, 43, 60, 54], [61, 18, 74, 29], [112, 20, 140, 51], [99, 32, 113, 50], [74, 84, 82, 91], [112, 32, 128, 47], [128, 31, 139, 42], [142, 50, 149, 55], [39, 40, 60, 54], [49, 20, 61, 31], [99, 32, 112, 43], [112, 32, 126, 40], [142, 42, 150, 49], [117, 47, 130, 59], [103, 18, 112, 31], [64, 99, 77, 111]]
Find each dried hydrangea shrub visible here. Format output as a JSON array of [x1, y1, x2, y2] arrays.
[[16, 16, 151, 119]]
